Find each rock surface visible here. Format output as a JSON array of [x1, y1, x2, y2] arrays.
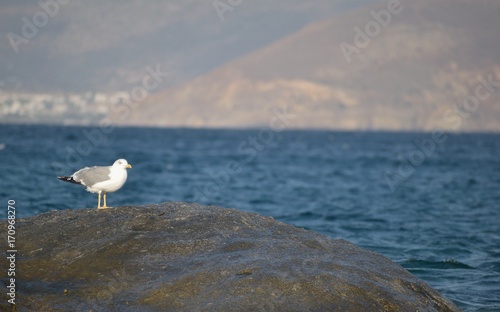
[[1, 203, 459, 311]]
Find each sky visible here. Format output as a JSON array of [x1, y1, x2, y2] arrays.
[[0, 0, 377, 93]]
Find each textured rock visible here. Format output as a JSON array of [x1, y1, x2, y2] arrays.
[[1, 203, 459, 311]]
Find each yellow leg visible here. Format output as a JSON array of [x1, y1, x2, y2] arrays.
[[102, 193, 109, 209], [97, 193, 102, 209]]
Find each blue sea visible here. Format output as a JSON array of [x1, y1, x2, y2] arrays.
[[1, 124, 499, 311]]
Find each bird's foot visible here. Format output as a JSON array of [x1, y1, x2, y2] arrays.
[[98, 206, 110, 209]]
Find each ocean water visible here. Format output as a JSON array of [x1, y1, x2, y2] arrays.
[[0, 124, 499, 311]]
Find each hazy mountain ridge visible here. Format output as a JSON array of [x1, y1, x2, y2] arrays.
[[124, 0, 500, 131], [1, 0, 499, 130]]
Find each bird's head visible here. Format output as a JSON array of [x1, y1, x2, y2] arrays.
[[114, 159, 132, 169]]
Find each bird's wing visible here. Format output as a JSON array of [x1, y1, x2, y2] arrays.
[[73, 166, 112, 187]]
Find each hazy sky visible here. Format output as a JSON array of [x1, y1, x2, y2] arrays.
[[0, 0, 377, 93]]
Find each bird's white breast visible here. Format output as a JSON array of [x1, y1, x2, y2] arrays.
[[87, 168, 128, 193]]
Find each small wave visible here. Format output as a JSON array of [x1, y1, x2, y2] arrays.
[[403, 258, 474, 270], [280, 211, 322, 222]]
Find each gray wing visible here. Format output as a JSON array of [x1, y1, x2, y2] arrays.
[[73, 166, 112, 187]]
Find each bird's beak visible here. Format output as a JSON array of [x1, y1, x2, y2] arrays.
[[126, 164, 132, 169]]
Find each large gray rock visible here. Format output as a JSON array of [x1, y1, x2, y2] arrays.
[[1, 203, 459, 311]]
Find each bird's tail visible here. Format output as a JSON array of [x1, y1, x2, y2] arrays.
[[57, 176, 81, 185]]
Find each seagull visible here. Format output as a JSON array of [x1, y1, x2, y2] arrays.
[[58, 159, 132, 209]]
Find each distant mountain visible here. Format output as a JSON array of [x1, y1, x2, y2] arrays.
[[2, 0, 499, 131], [122, 0, 500, 131]]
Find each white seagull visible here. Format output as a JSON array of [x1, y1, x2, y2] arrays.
[[58, 159, 132, 209]]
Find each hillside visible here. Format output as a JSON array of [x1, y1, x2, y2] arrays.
[[122, 0, 500, 131]]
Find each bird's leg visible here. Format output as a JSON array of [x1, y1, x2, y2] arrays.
[[97, 193, 102, 209], [102, 192, 109, 209]]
